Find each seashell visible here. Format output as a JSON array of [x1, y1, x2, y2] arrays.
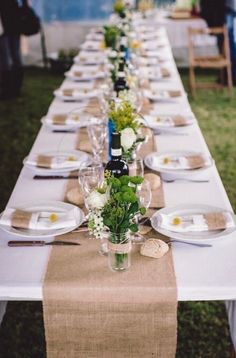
[[140, 238, 169, 259]]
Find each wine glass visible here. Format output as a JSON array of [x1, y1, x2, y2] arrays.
[[137, 179, 152, 210], [128, 157, 144, 177], [78, 163, 104, 211], [132, 179, 152, 244], [87, 121, 107, 163]]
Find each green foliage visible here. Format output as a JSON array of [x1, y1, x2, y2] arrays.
[[113, 0, 126, 16], [58, 48, 78, 61], [109, 100, 139, 132], [103, 25, 120, 50], [102, 175, 145, 235]]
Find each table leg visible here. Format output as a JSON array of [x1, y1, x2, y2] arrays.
[[0, 301, 7, 327], [226, 301, 236, 353]]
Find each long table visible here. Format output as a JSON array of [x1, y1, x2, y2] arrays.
[[0, 25, 236, 348]]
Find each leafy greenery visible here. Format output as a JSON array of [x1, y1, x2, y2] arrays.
[[113, 0, 126, 17], [58, 48, 78, 62], [0, 67, 234, 357], [102, 175, 145, 234], [103, 25, 120, 50], [109, 100, 139, 132]]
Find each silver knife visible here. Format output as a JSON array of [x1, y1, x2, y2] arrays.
[[33, 175, 78, 180], [8, 240, 81, 247]]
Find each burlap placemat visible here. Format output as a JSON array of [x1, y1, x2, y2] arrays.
[[43, 232, 177, 358], [43, 124, 177, 358]]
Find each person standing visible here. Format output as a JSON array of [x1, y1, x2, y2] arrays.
[[0, 0, 26, 100], [200, 0, 226, 51]]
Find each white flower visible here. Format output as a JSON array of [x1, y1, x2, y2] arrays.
[[121, 127, 137, 150], [118, 90, 137, 107], [86, 190, 108, 210]]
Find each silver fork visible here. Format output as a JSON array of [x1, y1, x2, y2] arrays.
[[168, 239, 212, 247], [163, 178, 210, 183]]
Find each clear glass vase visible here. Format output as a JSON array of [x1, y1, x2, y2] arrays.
[[108, 232, 131, 272]]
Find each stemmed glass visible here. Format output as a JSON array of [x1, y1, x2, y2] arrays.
[[128, 157, 144, 177], [133, 179, 152, 244], [87, 121, 107, 163], [78, 163, 108, 254], [78, 163, 104, 211], [137, 179, 152, 212]]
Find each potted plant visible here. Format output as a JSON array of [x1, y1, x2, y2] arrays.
[[87, 174, 146, 271], [48, 48, 78, 74]]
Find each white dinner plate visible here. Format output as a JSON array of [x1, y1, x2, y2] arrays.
[[80, 41, 104, 52], [23, 150, 92, 175], [142, 41, 168, 50], [74, 54, 106, 65], [139, 57, 170, 66], [145, 68, 172, 81], [54, 88, 98, 101], [86, 33, 104, 41], [143, 89, 185, 102], [143, 115, 196, 133], [144, 150, 213, 180], [41, 114, 99, 131], [65, 70, 105, 82], [151, 204, 236, 243], [0, 201, 85, 238]]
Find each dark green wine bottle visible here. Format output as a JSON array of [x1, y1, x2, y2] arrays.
[[105, 132, 129, 178]]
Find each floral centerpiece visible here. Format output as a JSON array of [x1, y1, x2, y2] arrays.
[[88, 174, 146, 271], [113, 0, 127, 18], [103, 25, 120, 50], [108, 99, 144, 162]]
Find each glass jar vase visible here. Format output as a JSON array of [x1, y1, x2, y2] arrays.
[[108, 231, 131, 272]]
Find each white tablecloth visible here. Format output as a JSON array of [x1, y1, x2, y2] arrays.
[[0, 26, 235, 348]]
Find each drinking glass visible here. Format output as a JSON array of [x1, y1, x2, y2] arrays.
[[132, 179, 152, 244], [137, 179, 152, 210], [128, 157, 144, 177], [87, 121, 107, 163], [78, 163, 104, 210]]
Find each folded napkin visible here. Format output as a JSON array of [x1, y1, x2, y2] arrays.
[[160, 68, 171, 78], [45, 114, 81, 126], [26, 154, 81, 169], [0, 208, 77, 230], [145, 89, 182, 101], [147, 68, 170, 79], [62, 88, 90, 97], [159, 211, 235, 233], [146, 115, 188, 128], [151, 154, 209, 170]]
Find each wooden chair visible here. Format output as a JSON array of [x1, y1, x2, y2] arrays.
[[188, 26, 233, 97]]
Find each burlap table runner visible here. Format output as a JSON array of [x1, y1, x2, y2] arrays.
[[43, 125, 177, 358]]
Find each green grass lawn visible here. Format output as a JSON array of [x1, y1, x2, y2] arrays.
[[0, 67, 235, 357]]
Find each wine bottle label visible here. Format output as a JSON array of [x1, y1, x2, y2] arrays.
[[111, 148, 122, 156], [117, 71, 125, 77], [120, 38, 128, 46]]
